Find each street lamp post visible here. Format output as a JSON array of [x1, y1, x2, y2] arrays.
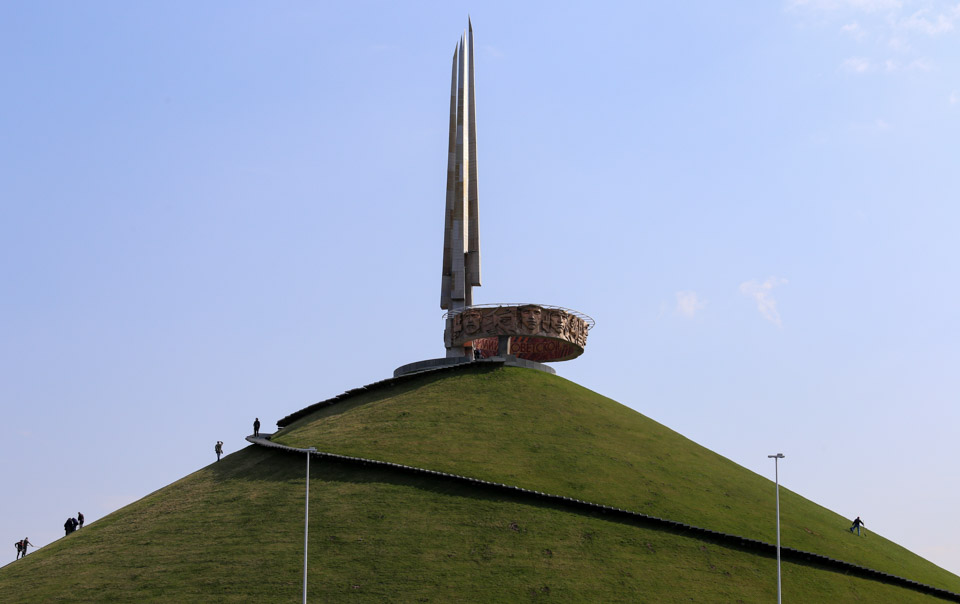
[[768, 453, 785, 604], [303, 446, 317, 604]]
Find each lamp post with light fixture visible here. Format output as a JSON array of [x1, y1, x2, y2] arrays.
[[768, 453, 785, 604], [303, 446, 317, 604]]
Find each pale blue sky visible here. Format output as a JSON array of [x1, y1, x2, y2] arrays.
[[2, 1, 958, 575]]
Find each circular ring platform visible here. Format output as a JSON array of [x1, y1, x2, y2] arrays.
[[444, 304, 592, 362]]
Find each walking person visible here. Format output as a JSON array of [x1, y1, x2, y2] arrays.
[[14, 540, 22, 560], [78, 512, 85, 529], [849, 516, 865, 536], [253, 418, 260, 437], [20, 538, 33, 557], [215, 441, 223, 461]]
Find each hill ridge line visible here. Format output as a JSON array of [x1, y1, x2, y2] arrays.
[[246, 434, 960, 603], [275, 360, 508, 429]]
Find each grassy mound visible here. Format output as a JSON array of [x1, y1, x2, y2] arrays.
[[2, 364, 956, 601], [0, 445, 949, 602], [272, 364, 960, 593]]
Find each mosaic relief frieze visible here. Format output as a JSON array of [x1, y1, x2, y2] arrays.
[[449, 305, 589, 349]]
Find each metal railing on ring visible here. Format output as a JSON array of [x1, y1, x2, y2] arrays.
[[442, 303, 595, 329]]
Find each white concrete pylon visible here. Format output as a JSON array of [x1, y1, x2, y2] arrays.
[[441, 20, 482, 356], [441, 22, 481, 312]]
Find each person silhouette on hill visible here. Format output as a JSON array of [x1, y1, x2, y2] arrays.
[[78, 512, 85, 529], [20, 538, 33, 557], [253, 418, 261, 437], [14, 540, 22, 560], [215, 441, 223, 461], [64, 517, 78, 536], [849, 516, 865, 536]]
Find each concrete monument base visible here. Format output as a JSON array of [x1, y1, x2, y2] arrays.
[[394, 355, 556, 378]]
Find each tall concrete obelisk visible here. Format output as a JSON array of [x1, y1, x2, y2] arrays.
[[394, 19, 593, 376], [441, 19, 481, 357]]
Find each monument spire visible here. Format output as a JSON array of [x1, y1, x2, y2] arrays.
[[397, 19, 594, 374], [441, 21, 481, 320]]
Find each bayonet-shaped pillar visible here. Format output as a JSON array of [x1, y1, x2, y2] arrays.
[[441, 20, 481, 357]]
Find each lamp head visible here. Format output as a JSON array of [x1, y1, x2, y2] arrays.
[[768, 453, 785, 459]]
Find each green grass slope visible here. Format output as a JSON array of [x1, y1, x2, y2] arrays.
[[273, 364, 960, 593], [0, 445, 949, 602]]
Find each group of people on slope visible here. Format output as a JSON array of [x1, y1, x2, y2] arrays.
[[64, 513, 84, 536], [12, 512, 86, 561], [214, 418, 261, 462], [13, 537, 34, 560]]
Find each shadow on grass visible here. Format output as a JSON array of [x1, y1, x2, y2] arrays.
[[209, 446, 787, 560], [206, 445, 960, 603]]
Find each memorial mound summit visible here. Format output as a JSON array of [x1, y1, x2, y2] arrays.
[[2, 20, 959, 603]]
